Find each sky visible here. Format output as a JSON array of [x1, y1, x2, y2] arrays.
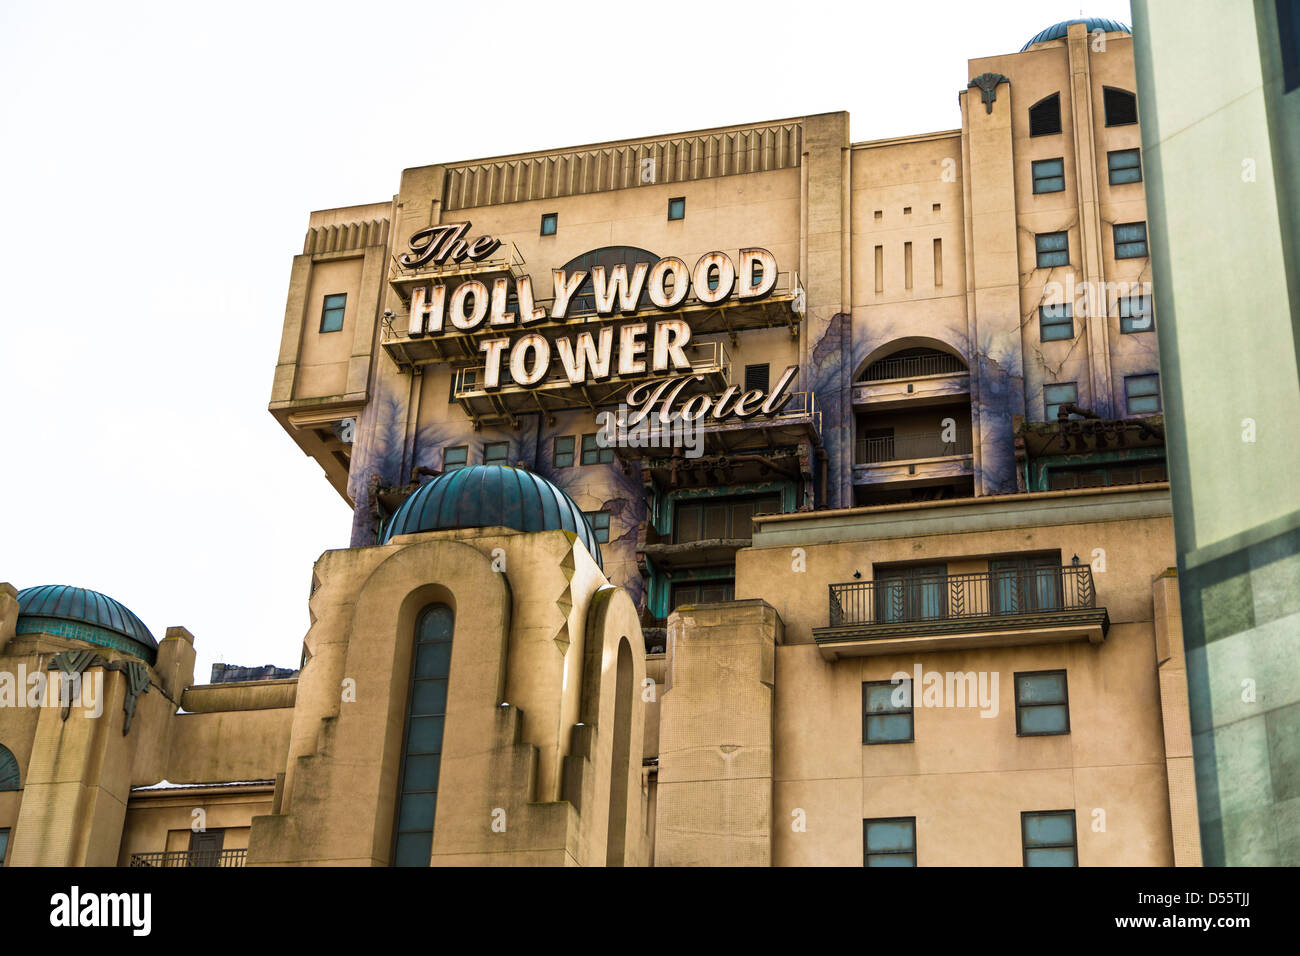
[[0, 0, 1134, 682]]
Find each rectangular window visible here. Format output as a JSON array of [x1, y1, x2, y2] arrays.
[[1043, 382, 1078, 421], [1035, 231, 1069, 268], [863, 817, 916, 867], [580, 433, 613, 465], [1281, 0, 1300, 93], [744, 363, 770, 392], [1022, 810, 1078, 867], [1114, 221, 1148, 259], [991, 555, 1063, 615], [0, 828, 8, 864], [1119, 294, 1154, 333], [584, 510, 611, 543], [540, 212, 557, 236], [1015, 670, 1070, 736], [671, 576, 735, 609], [673, 494, 780, 544], [668, 197, 685, 220], [483, 441, 508, 466], [442, 445, 468, 472], [553, 435, 575, 468], [1107, 148, 1142, 185], [1125, 373, 1161, 415], [1039, 303, 1073, 342], [863, 680, 914, 744], [1032, 157, 1065, 193], [320, 293, 346, 333]]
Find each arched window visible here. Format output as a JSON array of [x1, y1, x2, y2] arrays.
[[1029, 93, 1062, 137], [0, 745, 19, 791], [561, 246, 660, 315], [392, 604, 454, 867], [1103, 88, 1137, 127]]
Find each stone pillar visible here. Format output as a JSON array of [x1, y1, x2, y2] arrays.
[[1153, 568, 1202, 865], [655, 599, 782, 866]]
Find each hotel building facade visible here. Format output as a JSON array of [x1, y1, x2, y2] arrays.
[[0, 17, 1205, 866]]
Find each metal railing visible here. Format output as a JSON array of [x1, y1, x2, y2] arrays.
[[855, 432, 973, 464], [129, 849, 247, 868], [389, 240, 526, 287], [827, 566, 1096, 627], [859, 352, 968, 382]]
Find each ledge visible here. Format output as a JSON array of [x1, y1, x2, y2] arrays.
[[811, 608, 1109, 660]]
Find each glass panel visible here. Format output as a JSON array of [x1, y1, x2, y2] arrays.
[[397, 794, 436, 832], [1127, 376, 1159, 397], [866, 819, 915, 852], [703, 504, 727, 539], [554, 436, 574, 467], [867, 852, 916, 867], [1115, 222, 1146, 242], [1020, 704, 1069, 734], [1024, 812, 1075, 846], [1037, 233, 1067, 251], [414, 643, 452, 679], [1034, 158, 1064, 177], [403, 753, 441, 792], [1128, 394, 1160, 413], [393, 831, 433, 867], [866, 682, 909, 713], [411, 679, 447, 715], [1110, 166, 1141, 185], [1017, 672, 1066, 704], [1025, 846, 1075, 866], [867, 714, 913, 742], [406, 716, 445, 754]]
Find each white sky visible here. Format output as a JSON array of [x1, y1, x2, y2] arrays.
[[0, 0, 1133, 682]]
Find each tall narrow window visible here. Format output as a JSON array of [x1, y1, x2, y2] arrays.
[[933, 238, 943, 287], [553, 435, 575, 468], [187, 828, 225, 868], [1103, 87, 1138, 127], [904, 241, 913, 290], [1107, 148, 1142, 185], [0, 828, 8, 865], [1125, 374, 1162, 414], [1281, 0, 1300, 93], [1035, 232, 1069, 268], [1022, 810, 1078, 866], [393, 604, 454, 867], [1114, 222, 1148, 259], [0, 744, 18, 791], [1032, 158, 1065, 193], [320, 293, 346, 333], [874, 245, 884, 293], [864, 817, 917, 867], [1029, 93, 1062, 136]]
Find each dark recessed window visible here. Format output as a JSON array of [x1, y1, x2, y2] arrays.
[[1103, 87, 1138, 127], [674, 494, 780, 544], [581, 433, 613, 465], [1039, 303, 1073, 342], [863, 817, 916, 867], [553, 435, 575, 468], [863, 680, 914, 744], [1032, 157, 1065, 193], [1125, 373, 1161, 415], [1029, 93, 1062, 137], [1035, 231, 1069, 268], [1114, 222, 1148, 259], [483, 441, 509, 466], [743, 363, 770, 392], [1119, 294, 1154, 333], [0, 827, 8, 864], [671, 576, 735, 609], [320, 293, 347, 333], [1107, 148, 1142, 185], [1022, 810, 1078, 867], [1281, 0, 1300, 93], [442, 445, 468, 472], [668, 197, 685, 221], [1043, 382, 1078, 420], [1015, 670, 1070, 735], [584, 510, 611, 543], [540, 212, 557, 236], [448, 370, 459, 405]]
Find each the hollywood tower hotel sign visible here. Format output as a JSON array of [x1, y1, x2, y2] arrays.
[[398, 221, 801, 424]]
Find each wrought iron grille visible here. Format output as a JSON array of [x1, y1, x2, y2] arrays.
[[129, 849, 247, 868], [859, 351, 967, 382], [854, 431, 973, 464], [827, 566, 1096, 627]]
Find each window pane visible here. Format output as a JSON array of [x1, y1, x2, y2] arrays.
[[1115, 222, 1146, 243], [1024, 812, 1075, 846], [867, 853, 916, 867], [1037, 232, 1067, 252], [540, 213, 557, 235], [865, 819, 915, 852], [414, 643, 452, 679], [1017, 672, 1066, 704], [1020, 703, 1069, 734], [402, 753, 441, 791], [397, 794, 436, 832], [867, 714, 914, 742], [411, 679, 447, 715], [1034, 158, 1064, 177], [406, 716, 445, 753], [866, 682, 909, 713], [1025, 846, 1075, 866], [393, 831, 433, 867], [668, 197, 685, 220], [1127, 375, 1159, 397]]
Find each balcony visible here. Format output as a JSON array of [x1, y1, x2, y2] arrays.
[[855, 432, 972, 464], [129, 849, 247, 868], [813, 566, 1109, 659], [853, 349, 970, 410]]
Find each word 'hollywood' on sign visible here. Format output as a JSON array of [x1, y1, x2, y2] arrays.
[[397, 222, 799, 422]]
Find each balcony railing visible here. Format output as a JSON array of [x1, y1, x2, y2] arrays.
[[129, 849, 247, 868], [858, 352, 967, 382], [855, 432, 973, 464], [827, 566, 1096, 627]]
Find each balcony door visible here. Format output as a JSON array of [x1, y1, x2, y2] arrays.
[[990, 557, 1062, 614], [187, 828, 225, 867], [875, 565, 947, 623]]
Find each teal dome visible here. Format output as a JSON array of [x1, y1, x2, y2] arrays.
[[1022, 18, 1131, 51], [381, 465, 603, 568], [15, 585, 157, 664]]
